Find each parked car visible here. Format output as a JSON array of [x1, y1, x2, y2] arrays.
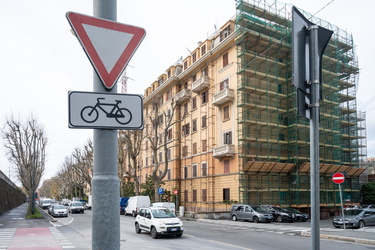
[[48, 203, 56, 215], [332, 209, 375, 228], [260, 205, 296, 222], [150, 202, 176, 215], [125, 196, 151, 217], [230, 204, 273, 223], [135, 207, 183, 239], [362, 204, 375, 210], [120, 197, 129, 215], [283, 207, 309, 222], [39, 198, 52, 209], [51, 205, 68, 217], [68, 202, 85, 214], [344, 205, 360, 211]]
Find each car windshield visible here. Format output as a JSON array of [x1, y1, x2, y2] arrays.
[[54, 205, 65, 209], [253, 206, 267, 212], [72, 202, 82, 206], [273, 207, 286, 212], [151, 209, 175, 218], [284, 208, 299, 213], [344, 209, 363, 216]]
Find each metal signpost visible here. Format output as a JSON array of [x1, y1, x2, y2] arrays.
[[66, 1, 145, 249], [332, 173, 346, 229], [292, 6, 333, 250]]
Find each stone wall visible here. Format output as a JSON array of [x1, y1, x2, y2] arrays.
[[0, 171, 26, 215]]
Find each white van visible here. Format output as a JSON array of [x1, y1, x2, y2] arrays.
[[125, 196, 151, 217], [151, 202, 176, 215]]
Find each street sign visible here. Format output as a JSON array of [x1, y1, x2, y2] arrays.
[[66, 12, 146, 89], [68, 91, 143, 130], [332, 173, 345, 184], [174, 189, 178, 195], [158, 188, 164, 194]]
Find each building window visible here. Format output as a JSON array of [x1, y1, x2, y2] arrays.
[[192, 142, 197, 154], [167, 70, 171, 78], [192, 74, 197, 82], [192, 97, 197, 110], [167, 128, 172, 140], [145, 157, 148, 166], [224, 159, 230, 174], [192, 119, 197, 133], [223, 105, 230, 120], [192, 164, 197, 177], [222, 52, 228, 67], [220, 25, 231, 42], [202, 189, 207, 202], [184, 165, 189, 179], [184, 61, 188, 70], [201, 91, 208, 104], [202, 115, 207, 128], [167, 148, 171, 160], [145, 140, 148, 150], [183, 102, 188, 115], [192, 52, 197, 63], [223, 188, 230, 201], [159, 133, 163, 145], [193, 190, 197, 202], [159, 151, 162, 162], [220, 78, 229, 91], [184, 190, 188, 202], [166, 89, 172, 101], [167, 169, 171, 180], [202, 66, 208, 76], [182, 123, 190, 136], [201, 139, 207, 152], [223, 131, 232, 144], [182, 145, 188, 157], [201, 44, 206, 55], [201, 162, 207, 176]]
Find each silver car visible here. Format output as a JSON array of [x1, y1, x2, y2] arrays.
[[230, 204, 273, 223], [332, 209, 375, 228]]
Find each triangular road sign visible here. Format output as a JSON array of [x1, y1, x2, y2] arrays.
[[66, 12, 146, 89]]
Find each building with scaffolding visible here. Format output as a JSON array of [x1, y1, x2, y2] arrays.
[[139, 0, 367, 217]]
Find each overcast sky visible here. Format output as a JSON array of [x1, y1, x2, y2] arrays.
[[1, 0, 374, 186]]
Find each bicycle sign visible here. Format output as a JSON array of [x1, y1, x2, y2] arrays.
[[68, 91, 143, 130]]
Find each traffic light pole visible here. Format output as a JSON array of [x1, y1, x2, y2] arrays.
[[92, 1, 120, 250], [309, 24, 320, 250]]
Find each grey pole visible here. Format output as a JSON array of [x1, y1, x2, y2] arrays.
[[309, 24, 320, 250], [92, 1, 120, 250]]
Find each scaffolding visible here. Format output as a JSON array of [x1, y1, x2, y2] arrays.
[[235, 0, 366, 209]]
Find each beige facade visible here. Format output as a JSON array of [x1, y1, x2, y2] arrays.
[[138, 0, 367, 215]]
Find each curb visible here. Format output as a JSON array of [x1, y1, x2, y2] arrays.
[[37, 206, 57, 222], [301, 231, 375, 246]]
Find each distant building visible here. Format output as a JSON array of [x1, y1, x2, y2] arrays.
[[138, 0, 367, 217]]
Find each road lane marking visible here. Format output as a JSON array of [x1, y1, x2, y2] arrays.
[[209, 239, 254, 250]]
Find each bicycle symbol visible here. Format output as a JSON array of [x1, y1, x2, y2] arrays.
[[80, 98, 132, 125]]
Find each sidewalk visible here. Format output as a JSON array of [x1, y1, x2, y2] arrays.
[[0, 203, 64, 250]]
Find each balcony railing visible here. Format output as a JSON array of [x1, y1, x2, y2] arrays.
[[212, 88, 235, 106], [192, 76, 210, 93], [175, 89, 192, 104], [213, 144, 235, 159]]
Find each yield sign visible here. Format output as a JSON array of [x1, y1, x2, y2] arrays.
[[332, 173, 345, 184], [66, 12, 146, 89]]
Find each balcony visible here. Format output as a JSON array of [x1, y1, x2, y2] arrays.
[[175, 89, 192, 104], [213, 144, 235, 159], [192, 76, 210, 93], [212, 88, 235, 106]]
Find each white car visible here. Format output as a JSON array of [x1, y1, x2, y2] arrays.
[[135, 207, 183, 239], [51, 205, 68, 217]]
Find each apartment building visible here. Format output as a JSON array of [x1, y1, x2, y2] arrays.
[[139, 0, 367, 216]]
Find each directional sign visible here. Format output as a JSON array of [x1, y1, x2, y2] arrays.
[[66, 12, 146, 89], [158, 188, 164, 194], [68, 91, 143, 130], [332, 173, 345, 184]]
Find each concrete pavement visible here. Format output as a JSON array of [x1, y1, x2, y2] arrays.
[[1, 203, 375, 249]]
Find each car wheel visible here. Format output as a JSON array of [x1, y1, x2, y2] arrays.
[[232, 215, 237, 221], [151, 227, 158, 239], [276, 215, 283, 223], [135, 223, 141, 234], [253, 216, 259, 223], [358, 220, 365, 228]]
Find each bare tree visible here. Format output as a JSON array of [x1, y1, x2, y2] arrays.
[[119, 130, 144, 196], [72, 139, 93, 194], [2, 115, 47, 213], [147, 98, 186, 202]]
